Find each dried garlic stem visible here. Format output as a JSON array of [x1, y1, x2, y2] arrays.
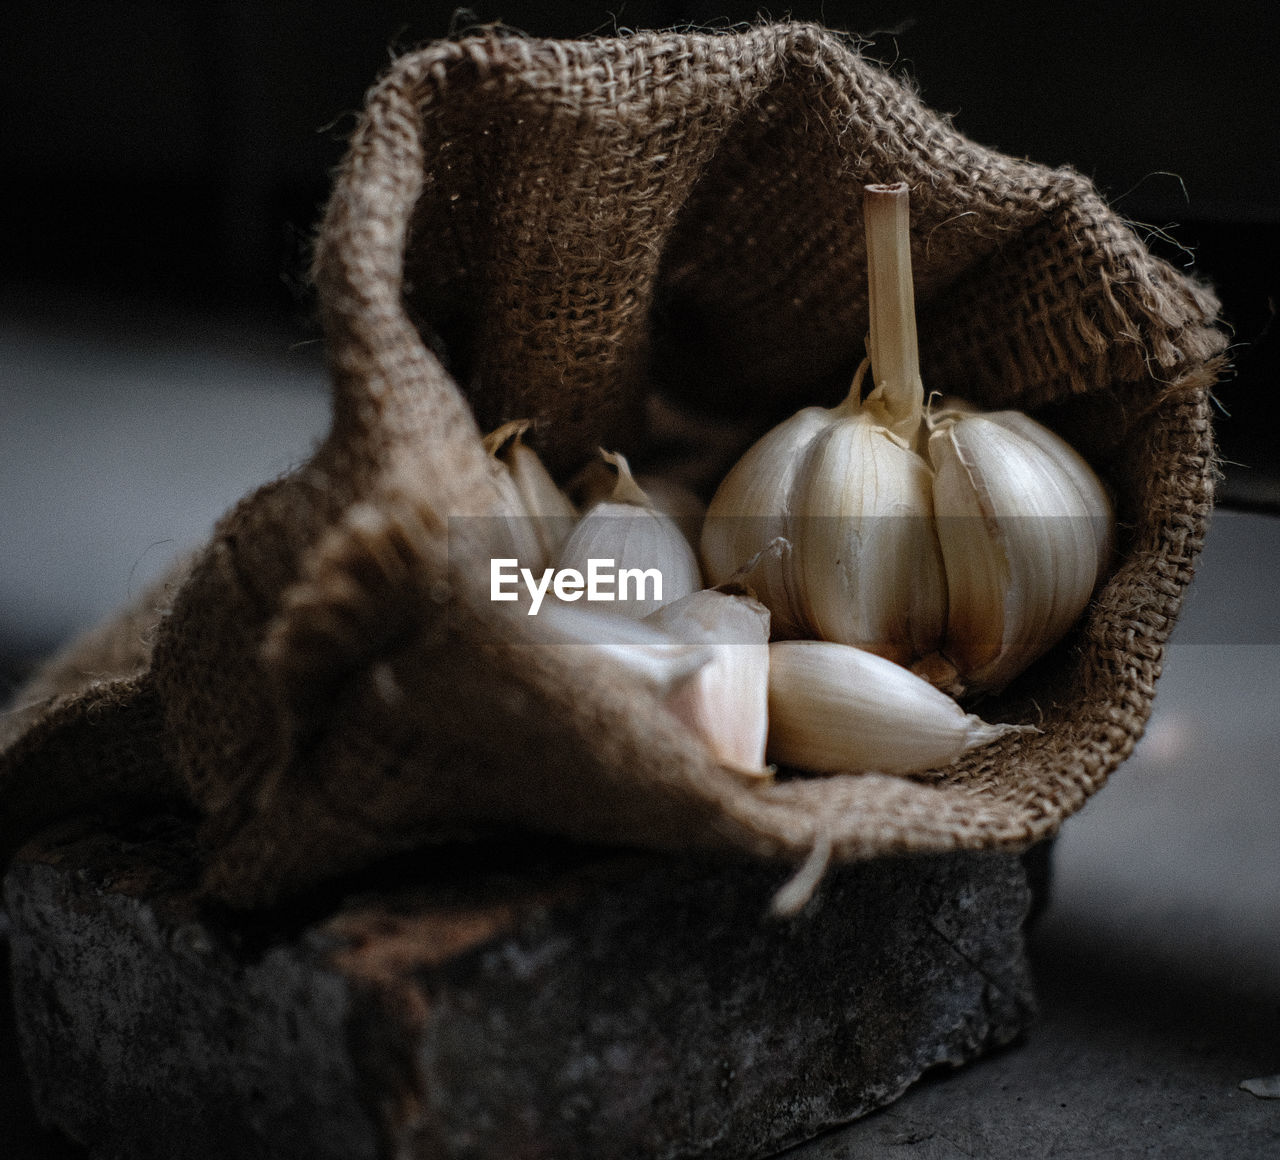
[[863, 182, 924, 443]]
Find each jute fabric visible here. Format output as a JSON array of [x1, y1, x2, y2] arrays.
[[0, 25, 1225, 907]]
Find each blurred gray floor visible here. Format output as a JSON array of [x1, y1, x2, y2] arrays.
[[0, 289, 330, 676], [2, 294, 1278, 1156]]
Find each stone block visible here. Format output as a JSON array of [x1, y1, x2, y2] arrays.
[[4, 813, 1036, 1159]]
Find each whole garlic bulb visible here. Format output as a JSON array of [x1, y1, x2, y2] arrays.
[[701, 182, 1115, 694]]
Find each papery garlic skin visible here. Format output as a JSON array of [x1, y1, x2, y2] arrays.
[[556, 451, 702, 618], [794, 411, 946, 666], [980, 409, 1115, 568], [699, 406, 831, 637], [700, 367, 947, 660], [646, 588, 771, 774], [766, 640, 1030, 775], [928, 405, 1114, 694]]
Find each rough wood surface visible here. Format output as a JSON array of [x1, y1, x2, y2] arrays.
[[4, 813, 1036, 1159]]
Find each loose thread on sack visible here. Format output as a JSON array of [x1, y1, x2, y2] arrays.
[[769, 827, 833, 918]]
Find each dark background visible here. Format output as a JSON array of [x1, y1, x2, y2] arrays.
[[4, 3, 1276, 335]]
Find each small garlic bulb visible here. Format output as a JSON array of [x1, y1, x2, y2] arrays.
[[766, 640, 1033, 775], [483, 420, 577, 569], [556, 451, 702, 618], [927, 403, 1114, 693], [646, 588, 771, 775]]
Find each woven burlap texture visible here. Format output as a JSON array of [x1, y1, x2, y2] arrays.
[[1, 24, 1225, 908]]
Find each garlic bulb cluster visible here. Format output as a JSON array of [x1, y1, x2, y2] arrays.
[[482, 430, 769, 773], [702, 183, 1114, 695], [477, 419, 1023, 780], [471, 176, 1117, 788]]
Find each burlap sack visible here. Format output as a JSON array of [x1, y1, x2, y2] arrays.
[[1, 23, 1225, 908]]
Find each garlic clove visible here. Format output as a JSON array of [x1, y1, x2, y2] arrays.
[[927, 407, 1114, 694], [557, 505, 701, 618], [556, 450, 702, 618], [529, 600, 713, 695], [481, 457, 550, 576], [926, 426, 1006, 674], [574, 464, 708, 550], [530, 597, 772, 777], [976, 408, 1115, 569], [765, 639, 1032, 775], [792, 410, 947, 665], [646, 588, 772, 775], [484, 420, 578, 565], [700, 405, 834, 637]]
